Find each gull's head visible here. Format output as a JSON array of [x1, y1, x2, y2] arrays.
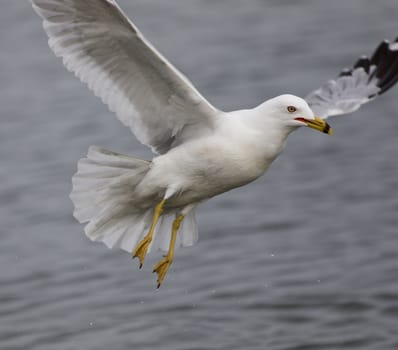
[[260, 94, 332, 135]]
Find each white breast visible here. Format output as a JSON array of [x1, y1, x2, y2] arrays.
[[136, 113, 288, 209]]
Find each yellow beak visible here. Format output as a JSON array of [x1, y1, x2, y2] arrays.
[[295, 117, 333, 135]]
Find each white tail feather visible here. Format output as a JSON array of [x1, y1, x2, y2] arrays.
[[70, 146, 199, 253]]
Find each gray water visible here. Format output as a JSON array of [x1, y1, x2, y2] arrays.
[[2, 1, 398, 349]]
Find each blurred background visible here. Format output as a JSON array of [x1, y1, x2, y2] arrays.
[[1, 1, 398, 349]]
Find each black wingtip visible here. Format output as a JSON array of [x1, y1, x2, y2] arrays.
[[354, 55, 371, 73], [370, 40, 390, 66], [371, 39, 398, 95], [342, 38, 398, 97]]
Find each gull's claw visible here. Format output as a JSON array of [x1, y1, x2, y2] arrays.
[[152, 213, 184, 288], [153, 255, 173, 288], [131, 199, 166, 268], [132, 236, 152, 268]]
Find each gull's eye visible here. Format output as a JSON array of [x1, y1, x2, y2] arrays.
[[287, 106, 297, 113]]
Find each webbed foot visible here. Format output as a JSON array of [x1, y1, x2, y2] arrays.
[[153, 255, 173, 288]]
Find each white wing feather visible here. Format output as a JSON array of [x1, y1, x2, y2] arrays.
[[31, 0, 220, 154]]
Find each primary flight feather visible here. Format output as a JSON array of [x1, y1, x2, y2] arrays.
[[31, 0, 398, 287]]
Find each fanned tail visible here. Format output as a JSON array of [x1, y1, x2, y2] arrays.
[[70, 146, 199, 253]]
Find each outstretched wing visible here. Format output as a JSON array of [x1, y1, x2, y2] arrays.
[[306, 38, 398, 119], [31, 0, 220, 154]]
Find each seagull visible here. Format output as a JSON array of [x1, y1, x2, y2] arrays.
[[31, 0, 398, 287]]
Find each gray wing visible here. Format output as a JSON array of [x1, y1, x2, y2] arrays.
[[306, 38, 398, 119], [31, 0, 220, 154]]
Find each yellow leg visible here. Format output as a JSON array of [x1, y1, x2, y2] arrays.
[[132, 199, 166, 268], [153, 213, 184, 288]]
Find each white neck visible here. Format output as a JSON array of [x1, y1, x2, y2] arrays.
[[222, 107, 296, 171]]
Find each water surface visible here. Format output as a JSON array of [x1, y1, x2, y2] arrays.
[[1, 1, 398, 349]]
